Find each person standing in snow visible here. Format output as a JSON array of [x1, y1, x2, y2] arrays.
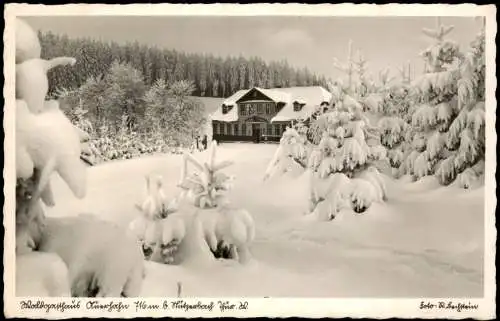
[[202, 135, 208, 150], [195, 135, 200, 151]]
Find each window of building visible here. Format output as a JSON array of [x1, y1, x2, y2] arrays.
[[240, 104, 246, 116], [293, 102, 304, 112], [267, 124, 272, 135], [257, 104, 264, 114], [233, 123, 238, 135], [223, 123, 228, 135], [266, 103, 272, 114], [213, 123, 218, 135], [242, 123, 247, 136]]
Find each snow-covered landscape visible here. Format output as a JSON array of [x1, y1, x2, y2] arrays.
[[9, 8, 495, 320], [45, 143, 485, 297]]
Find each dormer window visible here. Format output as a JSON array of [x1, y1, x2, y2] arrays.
[[320, 101, 330, 113], [222, 104, 233, 114], [293, 101, 305, 112]]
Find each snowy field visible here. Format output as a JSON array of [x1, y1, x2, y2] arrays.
[[45, 143, 485, 298]]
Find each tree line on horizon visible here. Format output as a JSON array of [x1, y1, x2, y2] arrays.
[[39, 31, 330, 98]]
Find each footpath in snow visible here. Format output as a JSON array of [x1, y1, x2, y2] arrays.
[[45, 143, 485, 298]]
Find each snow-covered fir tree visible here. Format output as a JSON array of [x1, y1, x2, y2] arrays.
[[375, 80, 414, 177], [406, 18, 485, 188], [353, 49, 371, 99], [307, 83, 387, 220]]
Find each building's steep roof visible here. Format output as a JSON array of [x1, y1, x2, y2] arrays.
[[211, 86, 332, 122], [254, 87, 290, 103], [222, 89, 247, 106]]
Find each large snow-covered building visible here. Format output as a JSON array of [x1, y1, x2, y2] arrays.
[[210, 86, 332, 142]]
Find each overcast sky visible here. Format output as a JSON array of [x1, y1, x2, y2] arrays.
[[23, 16, 481, 82]]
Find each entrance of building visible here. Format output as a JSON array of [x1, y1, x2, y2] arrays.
[[245, 116, 267, 144], [252, 123, 261, 143]]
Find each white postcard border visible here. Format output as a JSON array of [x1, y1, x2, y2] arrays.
[[3, 3, 497, 319]]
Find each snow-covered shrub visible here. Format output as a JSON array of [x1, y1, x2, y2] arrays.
[[16, 251, 71, 297], [53, 72, 206, 164], [176, 141, 255, 263], [32, 214, 145, 297], [16, 99, 87, 201], [129, 174, 186, 264], [127, 141, 255, 265], [408, 18, 485, 187], [15, 19, 145, 297]]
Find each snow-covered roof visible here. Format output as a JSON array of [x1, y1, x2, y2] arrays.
[[255, 87, 290, 103], [211, 86, 332, 123], [271, 86, 332, 122], [222, 89, 247, 106], [211, 89, 246, 121], [210, 103, 239, 122]]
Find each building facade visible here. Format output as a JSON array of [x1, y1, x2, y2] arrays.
[[211, 86, 332, 143]]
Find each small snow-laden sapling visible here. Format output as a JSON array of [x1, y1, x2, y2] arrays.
[[130, 174, 186, 264], [177, 141, 255, 263]]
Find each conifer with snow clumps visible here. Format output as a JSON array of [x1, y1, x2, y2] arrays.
[[307, 82, 387, 218], [406, 18, 485, 188], [374, 79, 414, 177]]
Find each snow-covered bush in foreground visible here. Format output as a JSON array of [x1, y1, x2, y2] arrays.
[[129, 174, 186, 264], [128, 141, 255, 265], [406, 18, 485, 188], [16, 251, 71, 297], [33, 213, 145, 297], [15, 18, 145, 297], [177, 142, 255, 264]]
